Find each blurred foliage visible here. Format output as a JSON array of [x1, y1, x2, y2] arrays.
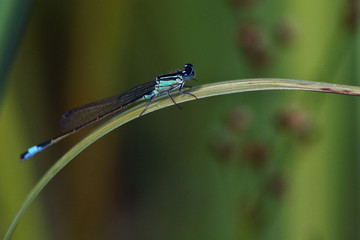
[[0, 0, 358, 239], [0, 0, 32, 100]]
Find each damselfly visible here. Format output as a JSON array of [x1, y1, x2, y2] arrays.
[[21, 64, 197, 160]]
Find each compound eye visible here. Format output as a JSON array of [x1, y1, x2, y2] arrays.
[[184, 64, 194, 74]]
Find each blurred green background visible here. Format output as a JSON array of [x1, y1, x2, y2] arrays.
[[0, 0, 358, 239]]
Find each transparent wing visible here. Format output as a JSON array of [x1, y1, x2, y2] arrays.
[[59, 81, 156, 132]]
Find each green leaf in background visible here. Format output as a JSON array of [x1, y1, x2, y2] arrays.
[[0, 0, 32, 98]]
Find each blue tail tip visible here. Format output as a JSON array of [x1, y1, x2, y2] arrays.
[[20, 145, 44, 161]]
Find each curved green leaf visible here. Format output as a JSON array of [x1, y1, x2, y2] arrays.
[[4, 78, 360, 239]]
